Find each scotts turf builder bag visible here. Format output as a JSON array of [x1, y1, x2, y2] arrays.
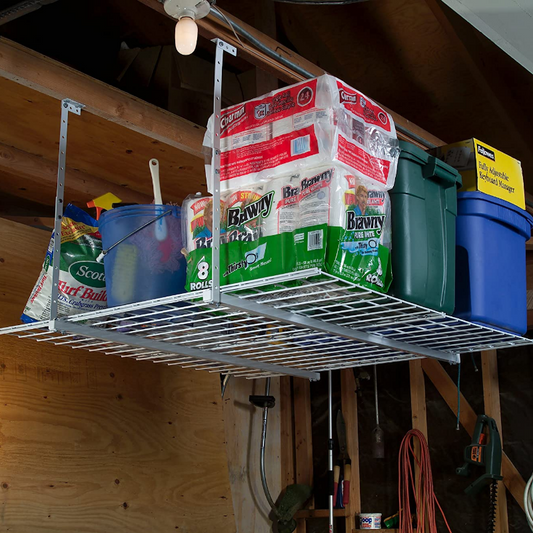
[[22, 204, 106, 323], [326, 169, 392, 291], [183, 177, 329, 291], [204, 74, 400, 193]]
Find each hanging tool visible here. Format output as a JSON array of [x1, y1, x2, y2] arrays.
[[372, 365, 385, 459], [457, 414, 503, 533], [249, 379, 312, 533], [328, 370, 334, 533], [86, 192, 122, 220], [333, 410, 351, 508]]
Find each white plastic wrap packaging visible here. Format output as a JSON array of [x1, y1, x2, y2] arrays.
[[182, 193, 227, 251], [204, 74, 400, 194]]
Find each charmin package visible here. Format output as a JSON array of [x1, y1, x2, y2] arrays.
[[22, 204, 106, 323], [204, 74, 400, 193], [326, 170, 392, 291]]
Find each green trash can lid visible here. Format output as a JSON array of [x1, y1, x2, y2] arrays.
[[398, 140, 430, 165]]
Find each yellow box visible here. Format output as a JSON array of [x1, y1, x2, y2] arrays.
[[431, 138, 525, 209]]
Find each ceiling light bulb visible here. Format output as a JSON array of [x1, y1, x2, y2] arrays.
[[175, 16, 198, 56]]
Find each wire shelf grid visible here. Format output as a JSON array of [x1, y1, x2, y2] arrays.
[[2, 270, 531, 380]]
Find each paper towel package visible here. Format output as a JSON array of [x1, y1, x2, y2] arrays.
[[183, 165, 392, 292], [204, 74, 400, 194], [325, 169, 392, 292]]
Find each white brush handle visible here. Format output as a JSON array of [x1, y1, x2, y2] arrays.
[[149, 158, 167, 242], [149, 159, 163, 205]]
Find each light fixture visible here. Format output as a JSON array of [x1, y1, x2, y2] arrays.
[[163, 0, 213, 56]]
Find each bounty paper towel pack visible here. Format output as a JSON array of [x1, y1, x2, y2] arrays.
[[204, 74, 400, 194], [183, 173, 332, 291], [326, 169, 392, 291]]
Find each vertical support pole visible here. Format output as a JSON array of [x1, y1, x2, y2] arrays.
[[210, 39, 236, 303], [49, 99, 83, 330], [328, 370, 334, 533], [341, 369, 361, 533], [482, 350, 509, 533]]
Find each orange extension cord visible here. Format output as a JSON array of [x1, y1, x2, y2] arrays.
[[398, 429, 453, 533]]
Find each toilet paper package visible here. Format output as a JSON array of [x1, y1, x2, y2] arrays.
[[325, 170, 392, 292], [204, 74, 400, 194]]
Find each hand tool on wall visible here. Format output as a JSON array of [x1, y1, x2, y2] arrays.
[[333, 410, 351, 508], [457, 414, 503, 533], [372, 365, 385, 459]]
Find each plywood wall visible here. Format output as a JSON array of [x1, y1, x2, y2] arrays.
[[0, 219, 235, 533]]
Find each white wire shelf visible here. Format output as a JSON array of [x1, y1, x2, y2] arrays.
[[2, 269, 531, 380]]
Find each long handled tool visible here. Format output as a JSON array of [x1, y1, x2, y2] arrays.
[[333, 410, 351, 508], [328, 370, 334, 533], [372, 365, 385, 459]]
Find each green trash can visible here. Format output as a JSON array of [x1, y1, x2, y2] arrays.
[[389, 141, 462, 313]]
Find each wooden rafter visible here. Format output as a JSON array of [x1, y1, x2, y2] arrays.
[[0, 38, 205, 159]]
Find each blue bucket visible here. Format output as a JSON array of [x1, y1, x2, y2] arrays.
[[455, 192, 533, 334], [99, 205, 186, 307]]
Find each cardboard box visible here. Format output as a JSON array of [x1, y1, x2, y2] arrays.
[[431, 138, 525, 209]]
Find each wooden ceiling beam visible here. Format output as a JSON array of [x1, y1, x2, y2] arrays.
[[136, 0, 445, 149], [0, 143, 152, 207], [0, 38, 205, 160]]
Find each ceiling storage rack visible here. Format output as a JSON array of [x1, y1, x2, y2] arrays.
[[1, 39, 532, 381]]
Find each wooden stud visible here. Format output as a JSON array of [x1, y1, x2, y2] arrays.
[[410, 360, 428, 437], [341, 369, 361, 533], [293, 377, 313, 533], [482, 351, 509, 533], [293, 378, 314, 490], [421, 358, 526, 510], [409, 360, 429, 531], [280, 376, 295, 491]]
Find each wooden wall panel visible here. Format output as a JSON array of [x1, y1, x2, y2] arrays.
[[0, 219, 235, 532], [223, 376, 281, 533]]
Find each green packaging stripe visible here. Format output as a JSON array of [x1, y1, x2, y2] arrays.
[[186, 225, 327, 291]]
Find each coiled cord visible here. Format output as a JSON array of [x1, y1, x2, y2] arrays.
[[398, 429, 453, 533], [525, 472, 533, 531]]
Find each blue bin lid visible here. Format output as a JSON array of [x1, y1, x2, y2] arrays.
[[458, 191, 533, 239]]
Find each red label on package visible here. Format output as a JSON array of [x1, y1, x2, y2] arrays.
[[337, 135, 391, 185], [220, 125, 320, 182], [336, 80, 392, 133], [190, 198, 211, 215], [220, 79, 318, 138]]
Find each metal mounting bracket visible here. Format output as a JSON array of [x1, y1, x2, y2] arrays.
[[49, 98, 84, 331], [210, 38, 236, 304]]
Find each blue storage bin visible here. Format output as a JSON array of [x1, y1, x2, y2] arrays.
[[99, 205, 187, 307], [455, 192, 533, 334]]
